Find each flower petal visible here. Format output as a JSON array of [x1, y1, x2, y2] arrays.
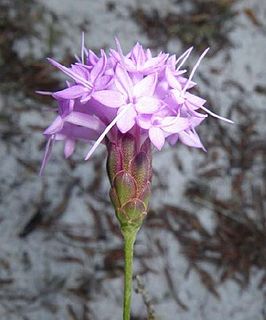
[[124, 57, 136, 71], [189, 116, 206, 128], [137, 114, 152, 129], [178, 76, 196, 89], [185, 92, 206, 108], [44, 116, 64, 135], [64, 139, 75, 158], [179, 130, 206, 150], [131, 42, 145, 65], [53, 85, 86, 100], [47, 58, 92, 89], [94, 75, 112, 90], [162, 117, 189, 133], [133, 73, 158, 98], [167, 134, 179, 146], [135, 96, 161, 114], [143, 55, 168, 71], [87, 49, 99, 66], [84, 104, 132, 160], [116, 105, 136, 133], [149, 127, 165, 150], [165, 67, 182, 90], [92, 90, 126, 108], [64, 112, 104, 131], [115, 64, 133, 98], [90, 50, 107, 82], [59, 123, 99, 141]]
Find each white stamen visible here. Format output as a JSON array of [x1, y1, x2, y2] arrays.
[[182, 48, 209, 93], [115, 38, 134, 101], [48, 58, 93, 90], [200, 105, 234, 123], [39, 135, 55, 176], [84, 47, 89, 57], [81, 32, 85, 64], [85, 105, 131, 160], [115, 37, 126, 67], [74, 54, 81, 63], [36, 90, 53, 95], [176, 47, 193, 72]]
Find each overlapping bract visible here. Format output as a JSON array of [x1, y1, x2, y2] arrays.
[[107, 133, 152, 229], [40, 40, 231, 173]]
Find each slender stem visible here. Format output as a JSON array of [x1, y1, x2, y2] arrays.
[[122, 227, 138, 320]]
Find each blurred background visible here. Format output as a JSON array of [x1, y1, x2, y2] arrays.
[[0, 0, 266, 319]]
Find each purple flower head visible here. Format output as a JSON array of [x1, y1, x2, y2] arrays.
[[38, 37, 233, 174]]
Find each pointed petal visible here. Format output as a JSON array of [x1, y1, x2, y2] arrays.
[[109, 48, 121, 63], [84, 104, 132, 160], [171, 89, 185, 104], [185, 92, 206, 108], [64, 139, 75, 158], [189, 116, 206, 128], [131, 42, 145, 64], [133, 73, 158, 98], [90, 50, 107, 82], [162, 117, 189, 133], [149, 127, 165, 150], [146, 48, 152, 60], [87, 49, 99, 66], [115, 64, 133, 98], [94, 75, 112, 90], [71, 64, 90, 80], [53, 85, 86, 100], [58, 99, 73, 117], [115, 38, 126, 63], [143, 55, 167, 70], [179, 130, 206, 150], [135, 96, 161, 114], [92, 90, 126, 108], [47, 58, 92, 89], [64, 112, 104, 131], [136, 114, 152, 130], [44, 116, 64, 135], [167, 134, 179, 146], [124, 57, 136, 71], [116, 105, 136, 133], [183, 105, 207, 119], [59, 124, 99, 141], [165, 67, 182, 90], [178, 76, 196, 89], [80, 93, 92, 103]]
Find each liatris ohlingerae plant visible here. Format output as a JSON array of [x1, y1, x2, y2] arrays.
[[38, 37, 232, 319]]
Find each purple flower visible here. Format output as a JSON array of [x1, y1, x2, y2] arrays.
[[38, 38, 233, 173], [110, 42, 168, 75]]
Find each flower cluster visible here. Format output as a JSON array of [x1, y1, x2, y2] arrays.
[[39, 38, 231, 173]]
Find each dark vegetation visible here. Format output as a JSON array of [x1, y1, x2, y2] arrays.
[[131, 0, 237, 53]]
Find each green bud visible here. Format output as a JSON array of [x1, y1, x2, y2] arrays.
[[106, 133, 152, 229]]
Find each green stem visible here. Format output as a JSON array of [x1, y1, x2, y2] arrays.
[[122, 227, 138, 320]]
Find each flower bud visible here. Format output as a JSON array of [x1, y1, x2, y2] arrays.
[[107, 133, 152, 229]]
